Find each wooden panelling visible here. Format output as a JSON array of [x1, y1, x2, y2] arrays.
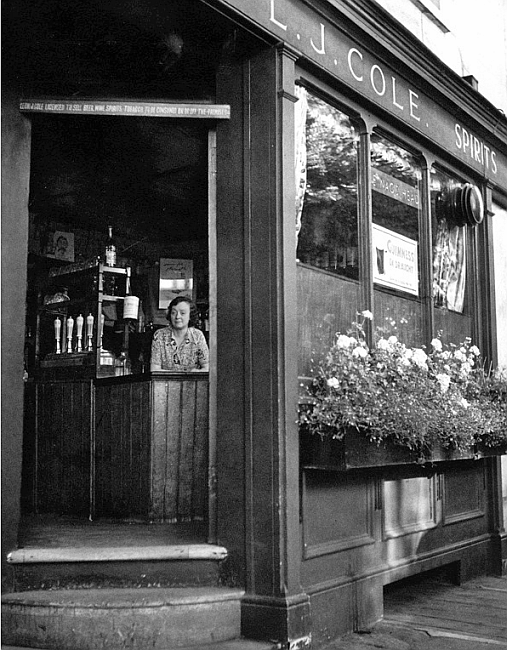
[[150, 376, 209, 522], [94, 380, 151, 519], [383, 476, 437, 538], [443, 462, 484, 524], [297, 265, 360, 377], [27, 375, 209, 522], [35, 380, 92, 516], [302, 469, 375, 558]]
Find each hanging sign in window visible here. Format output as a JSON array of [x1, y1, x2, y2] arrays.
[[372, 169, 420, 208], [372, 224, 419, 296]]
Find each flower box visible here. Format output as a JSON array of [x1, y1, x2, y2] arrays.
[[300, 427, 506, 472], [297, 314, 507, 469]]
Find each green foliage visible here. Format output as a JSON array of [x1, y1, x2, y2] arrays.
[[298, 312, 507, 454]]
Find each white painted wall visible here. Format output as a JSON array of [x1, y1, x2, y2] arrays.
[[373, 0, 507, 113]]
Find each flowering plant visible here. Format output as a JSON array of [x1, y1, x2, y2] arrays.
[[298, 311, 507, 455]]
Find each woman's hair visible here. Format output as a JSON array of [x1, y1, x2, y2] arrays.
[[166, 296, 199, 328]]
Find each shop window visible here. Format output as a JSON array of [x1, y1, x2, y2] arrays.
[[371, 131, 421, 296], [296, 88, 359, 280], [371, 132, 423, 345]]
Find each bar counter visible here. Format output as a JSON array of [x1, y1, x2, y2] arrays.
[[24, 372, 209, 522]]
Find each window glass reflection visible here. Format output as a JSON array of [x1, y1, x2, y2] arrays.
[[371, 132, 422, 297], [296, 90, 359, 280]]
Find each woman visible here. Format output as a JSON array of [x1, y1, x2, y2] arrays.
[[150, 296, 209, 372]]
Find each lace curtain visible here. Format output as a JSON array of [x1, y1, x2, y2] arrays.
[[295, 85, 308, 247], [433, 220, 466, 313]]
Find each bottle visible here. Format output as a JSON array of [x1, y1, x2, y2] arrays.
[[105, 226, 116, 267]]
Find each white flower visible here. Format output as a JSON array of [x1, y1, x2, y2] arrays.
[[460, 362, 473, 377], [460, 397, 469, 409], [327, 377, 340, 389], [377, 338, 390, 351], [442, 351, 451, 360], [436, 373, 451, 393], [336, 334, 353, 349], [352, 346, 368, 358], [361, 310, 373, 320], [454, 350, 466, 362], [470, 345, 480, 357], [388, 335, 398, 345], [412, 348, 428, 369], [431, 338, 442, 352]]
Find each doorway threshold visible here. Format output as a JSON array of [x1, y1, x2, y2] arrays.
[[12, 514, 220, 564]]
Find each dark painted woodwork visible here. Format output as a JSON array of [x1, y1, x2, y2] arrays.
[[95, 374, 209, 522], [299, 427, 497, 471], [94, 379, 151, 519], [2, 87, 31, 588], [33, 380, 92, 516], [300, 459, 495, 646]]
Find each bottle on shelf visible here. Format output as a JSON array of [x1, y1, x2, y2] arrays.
[[105, 226, 116, 267], [103, 226, 117, 295]]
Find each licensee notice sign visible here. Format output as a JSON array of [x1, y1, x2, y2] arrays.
[[372, 224, 419, 296]]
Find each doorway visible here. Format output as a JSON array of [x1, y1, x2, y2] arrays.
[[21, 107, 218, 545]]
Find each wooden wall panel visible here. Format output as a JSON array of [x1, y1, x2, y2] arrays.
[[150, 377, 209, 522], [443, 463, 484, 524], [383, 476, 437, 538], [302, 469, 375, 558], [35, 380, 92, 516], [94, 380, 151, 519]]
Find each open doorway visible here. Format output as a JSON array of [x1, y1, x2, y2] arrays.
[[21, 109, 217, 546]]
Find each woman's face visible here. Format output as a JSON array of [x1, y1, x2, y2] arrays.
[[170, 301, 191, 330]]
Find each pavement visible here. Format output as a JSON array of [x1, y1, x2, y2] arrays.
[[3, 575, 507, 650], [323, 574, 507, 650]]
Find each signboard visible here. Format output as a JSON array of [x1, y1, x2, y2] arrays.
[[372, 169, 420, 209], [19, 99, 230, 119], [158, 258, 194, 309], [214, 0, 506, 183], [372, 224, 419, 296]]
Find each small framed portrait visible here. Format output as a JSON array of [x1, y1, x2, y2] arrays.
[[44, 231, 75, 262]]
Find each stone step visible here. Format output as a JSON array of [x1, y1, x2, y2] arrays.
[[8, 544, 228, 590], [2, 587, 244, 650], [3, 640, 278, 650]]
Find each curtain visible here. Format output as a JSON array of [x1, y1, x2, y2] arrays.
[[295, 85, 308, 248], [432, 220, 467, 312]]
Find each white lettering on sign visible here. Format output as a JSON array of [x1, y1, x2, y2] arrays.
[[20, 100, 230, 120], [372, 224, 419, 296], [455, 124, 497, 174], [270, 0, 287, 30], [372, 169, 420, 208], [263, 0, 503, 179], [347, 47, 421, 123], [311, 23, 325, 55]]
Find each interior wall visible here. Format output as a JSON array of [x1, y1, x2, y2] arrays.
[[1, 88, 31, 590]]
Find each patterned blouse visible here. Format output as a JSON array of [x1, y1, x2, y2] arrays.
[[151, 326, 209, 371]]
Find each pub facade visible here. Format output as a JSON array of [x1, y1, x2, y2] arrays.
[[2, 0, 507, 648]]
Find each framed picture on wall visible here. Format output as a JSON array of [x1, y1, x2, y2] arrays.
[[44, 230, 75, 262], [158, 258, 194, 309]]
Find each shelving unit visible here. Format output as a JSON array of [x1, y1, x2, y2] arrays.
[[35, 261, 132, 378]]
